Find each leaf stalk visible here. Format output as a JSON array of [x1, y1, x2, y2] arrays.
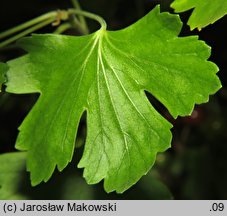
[[0, 9, 106, 48], [0, 18, 56, 48], [70, 0, 89, 34], [0, 11, 58, 40], [68, 9, 107, 30]]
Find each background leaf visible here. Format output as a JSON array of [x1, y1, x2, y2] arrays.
[[0, 63, 7, 91], [0, 152, 28, 199], [5, 6, 221, 193], [0, 152, 172, 200], [0, 152, 96, 200], [171, 0, 227, 30]]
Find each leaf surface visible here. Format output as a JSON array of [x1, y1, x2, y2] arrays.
[[171, 0, 227, 30], [6, 6, 221, 193]]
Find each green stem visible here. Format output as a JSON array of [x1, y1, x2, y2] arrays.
[[0, 11, 57, 40], [0, 17, 56, 48], [69, 15, 88, 35], [70, 0, 89, 34], [0, 9, 106, 48], [68, 9, 107, 30], [54, 23, 71, 34]]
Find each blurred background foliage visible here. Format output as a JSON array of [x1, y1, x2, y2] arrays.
[[0, 0, 227, 199]]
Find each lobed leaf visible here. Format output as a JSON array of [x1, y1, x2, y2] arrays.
[[5, 6, 221, 193], [171, 0, 227, 30]]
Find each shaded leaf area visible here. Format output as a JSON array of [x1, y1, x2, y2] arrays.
[[0, 63, 7, 91], [171, 0, 227, 30], [158, 98, 227, 199], [5, 6, 221, 193], [0, 152, 172, 200]]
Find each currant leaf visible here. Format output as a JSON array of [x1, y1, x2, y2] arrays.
[[6, 6, 221, 193], [171, 0, 227, 30]]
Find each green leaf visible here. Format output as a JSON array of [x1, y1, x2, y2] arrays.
[[0, 152, 28, 199], [0, 152, 171, 200], [0, 63, 7, 91], [0, 152, 95, 200], [5, 6, 221, 193], [171, 0, 227, 30], [137, 171, 173, 200]]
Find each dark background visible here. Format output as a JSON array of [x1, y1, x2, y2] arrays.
[[0, 0, 227, 199]]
